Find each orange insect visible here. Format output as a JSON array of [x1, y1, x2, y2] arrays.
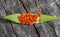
[[18, 12, 41, 25]]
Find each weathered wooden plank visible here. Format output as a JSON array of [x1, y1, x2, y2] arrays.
[[0, 0, 38, 37], [35, 23, 57, 37], [0, 0, 60, 37], [20, 0, 57, 37], [20, 0, 41, 13], [0, 0, 26, 14], [35, 0, 57, 37], [0, 20, 17, 37], [41, 0, 60, 37], [0, 2, 16, 37], [35, 0, 60, 37], [19, 0, 41, 37]]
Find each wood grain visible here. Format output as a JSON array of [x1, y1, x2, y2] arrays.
[[0, 0, 38, 37], [0, 0, 60, 37], [0, 1, 16, 37], [35, 0, 60, 37]]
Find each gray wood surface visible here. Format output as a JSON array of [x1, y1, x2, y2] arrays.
[[0, 0, 38, 37], [0, 0, 60, 37]]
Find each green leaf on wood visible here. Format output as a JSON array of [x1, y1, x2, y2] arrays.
[[40, 14, 59, 23], [3, 14, 21, 23], [3, 14, 59, 23]]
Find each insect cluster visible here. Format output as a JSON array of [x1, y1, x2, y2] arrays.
[[18, 12, 41, 25]]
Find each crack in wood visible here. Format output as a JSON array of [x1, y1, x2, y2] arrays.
[[47, 22, 57, 37], [0, 2, 18, 37], [19, 0, 28, 13], [33, 24, 40, 37], [9, 21, 18, 37], [19, 0, 40, 37], [41, 4, 57, 37], [34, 0, 57, 37], [50, 24, 57, 37], [39, 0, 57, 36], [55, 0, 60, 9]]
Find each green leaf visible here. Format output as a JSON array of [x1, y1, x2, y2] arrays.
[[3, 14, 59, 23], [3, 14, 21, 23], [40, 14, 59, 23]]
